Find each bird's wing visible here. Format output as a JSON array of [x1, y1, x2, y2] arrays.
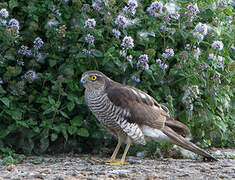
[[106, 85, 169, 130]]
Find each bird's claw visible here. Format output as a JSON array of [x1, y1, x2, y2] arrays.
[[105, 160, 129, 166]]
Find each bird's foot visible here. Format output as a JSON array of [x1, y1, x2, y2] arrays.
[[105, 160, 129, 166], [90, 157, 102, 163]]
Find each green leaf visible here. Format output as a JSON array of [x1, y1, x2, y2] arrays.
[[225, 9, 233, 16], [93, 50, 103, 57], [77, 128, 89, 137], [70, 116, 83, 126], [0, 97, 10, 108], [67, 102, 75, 111], [11, 110, 22, 120], [48, 96, 55, 105], [9, 0, 18, 9], [60, 111, 70, 119], [68, 126, 77, 135], [76, 52, 87, 58], [107, 47, 115, 53], [43, 107, 54, 115], [51, 133, 58, 141], [49, 59, 57, 67]]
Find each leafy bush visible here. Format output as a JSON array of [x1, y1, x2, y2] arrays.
[[0, 0, 234, 155]]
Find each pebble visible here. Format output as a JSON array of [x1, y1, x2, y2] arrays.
[[0, 153, 234, 180]]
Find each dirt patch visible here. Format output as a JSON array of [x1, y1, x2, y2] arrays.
[[0, 149, 234, 180]]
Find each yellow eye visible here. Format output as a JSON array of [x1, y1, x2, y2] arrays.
[[90, 75, 97, 81]]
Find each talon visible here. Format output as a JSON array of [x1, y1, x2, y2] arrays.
[[90, 157, 101, 163], [106, 161, 129, 166]]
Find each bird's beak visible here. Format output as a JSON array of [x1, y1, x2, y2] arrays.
[[80, 78, 85, 85]]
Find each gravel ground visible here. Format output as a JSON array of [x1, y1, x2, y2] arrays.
[[0, 149, 234, 180]]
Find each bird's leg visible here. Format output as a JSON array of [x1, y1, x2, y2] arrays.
[[106, 139, 122, 163], [106, 142, 131, 166]]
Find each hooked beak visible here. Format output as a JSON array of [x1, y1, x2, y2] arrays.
[[80, 78, 85, 85]]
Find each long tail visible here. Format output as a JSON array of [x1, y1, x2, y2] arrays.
[[162, 126, 218, 161]]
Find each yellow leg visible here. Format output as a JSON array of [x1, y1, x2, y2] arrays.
[[106, 142, 131, 166], [107, 139, 122, 163]]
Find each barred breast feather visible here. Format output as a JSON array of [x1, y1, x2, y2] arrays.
[[85, 89, 146, 145]]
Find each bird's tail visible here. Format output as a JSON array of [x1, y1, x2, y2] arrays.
[[162, 126, 218, 161]]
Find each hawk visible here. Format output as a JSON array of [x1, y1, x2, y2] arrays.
[[80, 70, 217, 165]]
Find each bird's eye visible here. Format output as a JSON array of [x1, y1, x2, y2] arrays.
[[90, 75, 97, 81]]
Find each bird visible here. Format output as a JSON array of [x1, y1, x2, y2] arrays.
[[80, 70, 217, 165]]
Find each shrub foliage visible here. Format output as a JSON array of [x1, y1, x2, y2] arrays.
[[0, 0, 234, 155]]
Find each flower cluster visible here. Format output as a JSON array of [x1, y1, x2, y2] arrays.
[[147, 1, 163, 17], [8, 18, 20, 30], [84, 18, 96, 29], [156, 59, 168, 70], [112, 29, 121, 37], [92, 0, 103, 11], [125, 55, 132, 62], [165, 3, 180, 20], [115, 15, 128, 28], [82, 49, 94, 55], [182, 85, 200, 111], [211, 40, 224, 51], [33, 37, 44, 50], [22, 70, 37, 82], [193, 22, 208, 40], [137, 54, 149, 71], [18, 45, 32, 56], [85, 34, 95, 45], [50, 6, 61, 16], [162, 48, 174, 58], [121, 36, 134, 50], [0, 8, 8, 26], [199, 62, 208, 70], [131, 75, 140, 83], [0, 8, 9, 18], [184, 4, 200, 22], [123, 0, 138, 15]]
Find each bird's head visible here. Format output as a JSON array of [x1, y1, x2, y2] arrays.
[[80, 70, 109, 90]]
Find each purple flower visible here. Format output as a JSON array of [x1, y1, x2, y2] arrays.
[[18, 45, 32, 56], [82, 49, 94, 54], [170, 13, 180, 20], [115, 15, 128, 28], [212, 41, 223, 51], [159, 63, 168, 70], [137, 54, 149, 71], [123, 0, 138, 15], [55, 9, 61, 16], [132, 75, 140, 83], [126, 55, 133, 62], [23, 70, 37, 81], [112, 29, 121, 37], [92, 1, 102, 11], [33, 37, 44, 50], [0, 8, 9, 18], [17, 60, 24, 66], [208, 53, 216, 60], [184, 4, 200, 22], [193, 32, 204, 40], [195, 22, 208, 35], [199, 62, 208, 70], [85, 34, 94, 45], [147, 1, 163, 17], [8, 18, 20, 30], [156, 58, 162, 63], [121, 36, 134, 49], [162, 48, 174, 58], [84, 18, 96, 29], [119, 50, 127, 57]]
